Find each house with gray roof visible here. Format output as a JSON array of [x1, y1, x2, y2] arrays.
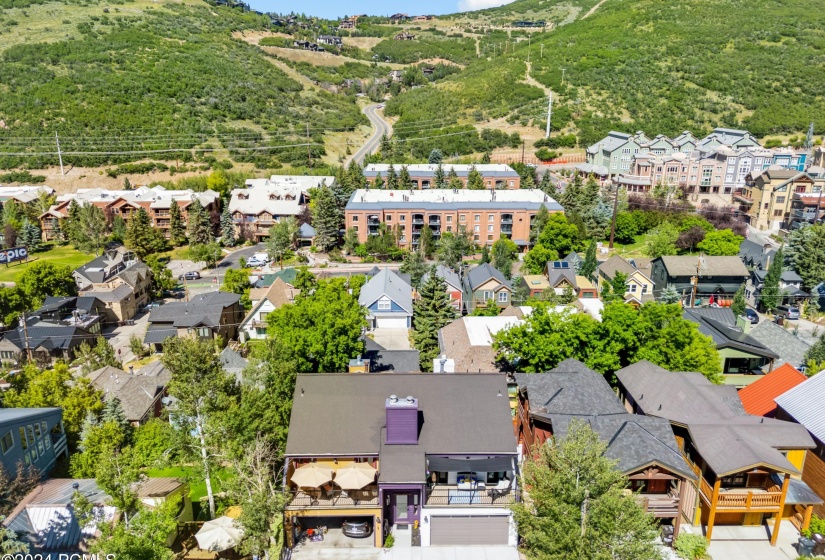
[[0, 408, 67, 477], [73, 246, 152, 322], [462, 263, 512, 313], [738, 238, 776, 270], [514, 359, 696, 535], [748, 321, 811, 372], [143, 291, 242, 350], [683, 308, 778, 384], [283, 373, 519, 548], [697, 127, 761, 151], [745, 268, 808, 310], [88, 361, 171, 425], [616, 360, 820, 544], [421, 264, 463, 312], [775, 370, 825, 517], [353, 337, 420, 373], [586, 131, 651, 175], [358, 268, 412, 329], [650, 255, 748, 299]]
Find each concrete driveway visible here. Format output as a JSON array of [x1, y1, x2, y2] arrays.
[[684, 520, 802, 560], [103, 310, 151, 363], [291, 546, 519, 560], [371, 329, 411, 350]]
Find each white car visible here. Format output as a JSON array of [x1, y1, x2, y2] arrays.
[[246, 257, 267, 267]]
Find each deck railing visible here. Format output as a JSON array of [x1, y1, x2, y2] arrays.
[[286, 488, 378, 509], [424, 485, 519, 507]]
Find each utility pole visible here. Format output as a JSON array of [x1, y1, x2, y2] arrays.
[[608, 183, 620, 249], [545, 91, 553, 139], [521, 140, 525, 164], [55, 132, 65, 176], [306, 122, 311, 168], [21, 311, 32, 363]]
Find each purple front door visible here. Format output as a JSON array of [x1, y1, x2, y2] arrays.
[[391, 493, 418, 524]]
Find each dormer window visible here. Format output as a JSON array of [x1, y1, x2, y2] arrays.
[[238, 193, 249, 200], [269, 194, 281, 200]]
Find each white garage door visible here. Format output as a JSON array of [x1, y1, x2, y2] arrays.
[[430, 515, 509, 546], [375, 316, 408, 329]]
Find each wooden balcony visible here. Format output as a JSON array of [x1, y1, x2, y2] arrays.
[[286, 487, 378, 509], [425, 485, 518, 507], [638, 493, 680, 517]]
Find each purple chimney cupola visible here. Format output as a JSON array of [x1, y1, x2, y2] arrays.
[[386, 394, 419, 444]]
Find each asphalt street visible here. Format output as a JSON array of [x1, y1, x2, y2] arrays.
[[350, 104, 392, 165]]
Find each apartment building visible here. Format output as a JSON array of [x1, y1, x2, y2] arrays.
[[787, 191, 825, 230], [363, 164, 521, 189], [40, 186, 220, 242], [736, 169, 818, 231], [696, 127, 762, 150], [243, 174, 333, 190], [586, 131, 651, 175], [344, 189, 562, 249], [228, 186, 307, 241], [0, 186, 54, 211]]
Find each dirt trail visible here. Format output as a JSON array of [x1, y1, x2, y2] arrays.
[[524, 61, 551, 95], [262, 54, 325, 92], [582, 0, 609, 19]]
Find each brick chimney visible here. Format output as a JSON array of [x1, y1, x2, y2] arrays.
[[386, 394, 418, 444]]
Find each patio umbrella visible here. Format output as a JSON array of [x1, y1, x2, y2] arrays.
[[195, 516, 244, 552], [290, 463, 333, 488], [334, 463, 378, 490]]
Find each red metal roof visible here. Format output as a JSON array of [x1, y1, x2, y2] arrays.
[[739, 364, 808, 417]]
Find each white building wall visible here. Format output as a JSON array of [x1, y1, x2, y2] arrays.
[[419, 507, 517, 547], [241, 299, 276, 341]]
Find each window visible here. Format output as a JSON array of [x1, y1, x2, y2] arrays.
[[446, 226, 452, 232], [44, 435, 50, 450], [386, 214, 392, 222], [474, 225, 480, 233], [487, 234, 493, 241], [399, 215, 405, 222], [498, 291, 508, 303], [488, 225, 494, 232], [459, 214, 466, 222], [37, 440, 44, 456], [0, 351, 14, 360], [352, 226, 358, 232], [352, 216, 359, 222], [377, 298, 391, 310], [19, 427, 27, 449], [0, 430, 12, 454], [24, 453, 30, 466], [483, 291, 493, 301], [776, 196, 785, 203], [474, 214, 480, 222], [488, 215, 495, 222], [509, 180, 515, 187], [26, 426, 34, 445], [773, 209, 783, 217], [30, 444, 37, 461], [34, 423, 41, 439], [629, 284, 637, 293], [197, 327, 211, 338], [642, 284, 648, 294]]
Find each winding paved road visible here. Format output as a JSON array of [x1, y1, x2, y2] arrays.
[[350, 103, 392, 165]]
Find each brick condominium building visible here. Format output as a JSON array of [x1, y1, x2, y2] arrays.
[[345, 189, 562, 249], [364, 164, 522, 189]]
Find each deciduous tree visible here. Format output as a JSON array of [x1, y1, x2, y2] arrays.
[[17, 262, 76, 309], [492, 237, 518, 280], [436, 226, 473, 272], [644, 222, 679, 258], [266, 217, 298, 268], [696, 229, 743, 256], [731, 285, 747, 317]]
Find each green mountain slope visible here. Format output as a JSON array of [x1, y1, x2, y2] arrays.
[[0, 0, 364, 169], [388, 0, 825, 145]]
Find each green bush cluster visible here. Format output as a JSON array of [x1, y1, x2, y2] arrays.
[[674, 533, 708, 560]]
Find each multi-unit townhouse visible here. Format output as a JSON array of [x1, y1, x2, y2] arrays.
[[787, 191, 825, 229], [0, 408, 67, 476], [585, 131, 650, 175], [39, 186, 220, 242], [736, 169, 818, 231], [363, 164, 521, 190], [696, 127, 762, 150], [0, 186, 55, 211], [283, 373, 519, 549], [344, 189, 562, 249], [228, 184, 310, 241]]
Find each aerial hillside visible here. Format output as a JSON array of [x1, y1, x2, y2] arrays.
[[386, 0, 825, 146], [0, 0, 365, 171]]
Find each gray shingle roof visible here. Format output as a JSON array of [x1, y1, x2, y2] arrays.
[[363, 337, 420, 373], [748, 321, 811, 369], [285, 373, 517, 481], [358, 268, 412, 313], [657, 255, 749, 277], [546, 261, 577, 288], [88, 362, 171, 422], [147, 292, 239, 328], [616, 361, 815, 476], [683, 309, 778, 359], [597, 254, 652, 281], [421, 264, 462, 291], [516, 359, 695, 480], [464, 263, 512, 292]]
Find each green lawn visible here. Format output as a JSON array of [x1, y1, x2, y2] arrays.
[[0, 244, 95, 284], [145, 466, 235, 502], [611, 234, 648, 258]]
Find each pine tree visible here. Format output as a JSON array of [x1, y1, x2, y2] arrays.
[[480, 245, 490, 264], [379, 133, 392, 159], [731, 284, 747, 317], [52, 218, 66, 245], [66, 199, 82, 247], [399, 165, 413, 189], [419, 225, 435, 259], [78, 411, 99, 453], [20, 219, 41, 252], [761, 247, 784, 312], [330, 173, 354, 210], [373, 172, 385, 189], [347, 160, 366, 189], [400, 248, 427, 288], [447, 167, 462, 189], [220, 206, 236, 247], [111, 216, 126, 242], [659, 283, 681, 304], [187, 199, 213, 245], [386, 164, 398, 189], [434, 163, 446, 189], [521, 172, 535, 189], [312, 186, 342, 252], [530, 205, 550, 245], [538, 171, 556, 196], [102, 397, 132, 434], [466, 165, 485, 190], [169, 199, 186, 247], [580, 240, 598, 279], [428, 149, 443, 164], [125, 207, 165, 259], [413, 270, 457, 370]]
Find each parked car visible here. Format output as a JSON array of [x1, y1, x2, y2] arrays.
[[776, 305, 800, 320], [246, 257, 267, 267], [342, 519, 372, 539], [179, 271, 201, 281], [743, 308, 759, 324]]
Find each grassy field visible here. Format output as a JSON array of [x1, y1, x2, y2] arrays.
[[145, 465, 235, 502], [0, 244, 94, 284]]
